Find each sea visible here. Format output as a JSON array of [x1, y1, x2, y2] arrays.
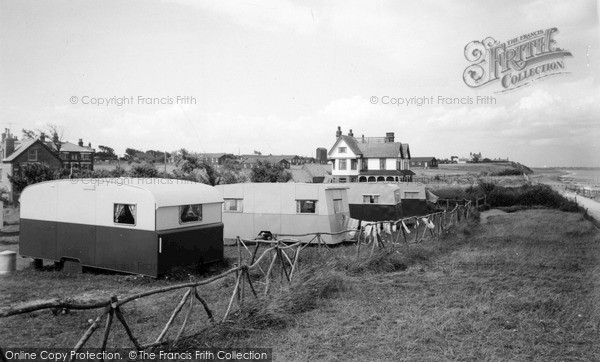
[[558, 168, 600, 190]]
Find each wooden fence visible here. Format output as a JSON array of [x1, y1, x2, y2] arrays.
[[0, 202, 474, 359]]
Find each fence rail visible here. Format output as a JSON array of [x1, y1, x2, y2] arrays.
[[0, 201, 475, 357]]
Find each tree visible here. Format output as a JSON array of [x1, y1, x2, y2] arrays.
[[96, 145, 117, 159], [146, 150, 170, 163], [477, 176, 496, 205], [42, 123, 65, 152], [129, 162, 159, 178], [197, 160, 221, 186], [8, 163, 58, 196], [124, 148, 142, 161], [22, 129, 37, 139], [220, 169, 248, 184], [222, 157, 241, 171], [250, 161, 292, 183], [172, 149, 202, 181]]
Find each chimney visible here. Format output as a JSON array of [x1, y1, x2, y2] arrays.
[[348, 129, 354, 137], [88, 142, 91, 148], [1, 132, 5, 143], [53, 132, 59, 144], [39, 132, 46, 142], [386, 132, 395, 142], [335, 126, 342, 138], [5, 137, 15, 158], [78, 138, 83, 147]]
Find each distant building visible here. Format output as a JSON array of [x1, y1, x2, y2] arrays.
[[289, 163, 333, 183], [197, 153, 237, 166], [316, 147, 328, 164], [0, 130, 95, 201], [328, 127, 414, 183], [409, 157, 438, 169], [239, 155, 291, 169]]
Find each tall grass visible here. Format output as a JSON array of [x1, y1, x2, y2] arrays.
[[435, 183, 581, 212]]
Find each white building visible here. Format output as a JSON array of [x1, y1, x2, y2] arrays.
[[328, 127, 414, 183]]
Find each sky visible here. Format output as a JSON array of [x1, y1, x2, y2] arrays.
[[1, 0, 599, 167]]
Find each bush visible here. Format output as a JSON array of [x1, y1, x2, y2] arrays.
[[250, 161, 292, 183], [129, 162, 159, 178], [491, 169, 522, 176], [9, 162, 58, 196], [488, 184, 580, 212]]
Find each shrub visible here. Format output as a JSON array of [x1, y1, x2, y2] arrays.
[[491, 168, 522, 176], [487, 184, 580, 212]]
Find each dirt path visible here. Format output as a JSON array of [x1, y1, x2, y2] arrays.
[[564, 191, 600, 222]]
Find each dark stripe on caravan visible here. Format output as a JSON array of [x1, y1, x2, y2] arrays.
[[19, 218, 224, 277]]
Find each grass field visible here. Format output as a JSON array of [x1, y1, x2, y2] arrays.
[[1, 209, 599, 361]]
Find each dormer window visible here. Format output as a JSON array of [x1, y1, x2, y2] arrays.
[[338, 147, 347, 153]]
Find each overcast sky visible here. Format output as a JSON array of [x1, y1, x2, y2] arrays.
[[1, 0, 599, 167]]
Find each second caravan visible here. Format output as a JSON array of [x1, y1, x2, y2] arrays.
[[215, 183, 351, 244]]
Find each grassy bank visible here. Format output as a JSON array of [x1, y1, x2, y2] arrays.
[[180, 209, 599, 361], [2, 209, 599, 360]]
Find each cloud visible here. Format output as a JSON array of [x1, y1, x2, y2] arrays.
[[165, 0, 319, 34]]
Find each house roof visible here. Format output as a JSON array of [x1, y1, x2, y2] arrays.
[[357, 142, 403, 158], [242, 156, 290, 164], [410, 157, 437, 162], [57, 141, 94, 153], [198, 153, 233, 159], [3, 139, 61, 163], [289, 169, 312, 183], [328, 135, 363, 156], [329, 136, 411, 159], [302, 163, 331, 178]]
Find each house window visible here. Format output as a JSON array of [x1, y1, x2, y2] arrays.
[[224, 199, 243, 212], [404, 192, 420, 199], [28, 149, 38, 161], [338, 147, 347, 153], [82, 153, 91, 160], [362, 160, 368, 171], [351, 159, 357, 170], [363, 195, 379, 204], [296, 200, 317, 214], [180, 204, 202, 223], [339, 159, 347, 170], [339, 178, 347, 183], [332, 160, 335, 170], [114, 204, 136, 225], [380, 158, 386, 170], [333, 199, 344, 213], [60, 153, 68, 160]]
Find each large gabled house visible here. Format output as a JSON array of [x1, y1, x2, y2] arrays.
[[1, 130, 95, 201], [328, 127, 414, 183]]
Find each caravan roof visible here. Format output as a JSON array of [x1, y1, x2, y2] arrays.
[[21, 178, 222, 209]]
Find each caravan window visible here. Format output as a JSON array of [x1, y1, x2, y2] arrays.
[[296, 200, 317, 214], [224, 199, 243, 212], [180, 204, 202, 223], [114, 204, 136, 225], [362, 195, 379, 204]]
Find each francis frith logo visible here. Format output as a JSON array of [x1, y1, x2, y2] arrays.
[[463, 28, 572, 92]]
